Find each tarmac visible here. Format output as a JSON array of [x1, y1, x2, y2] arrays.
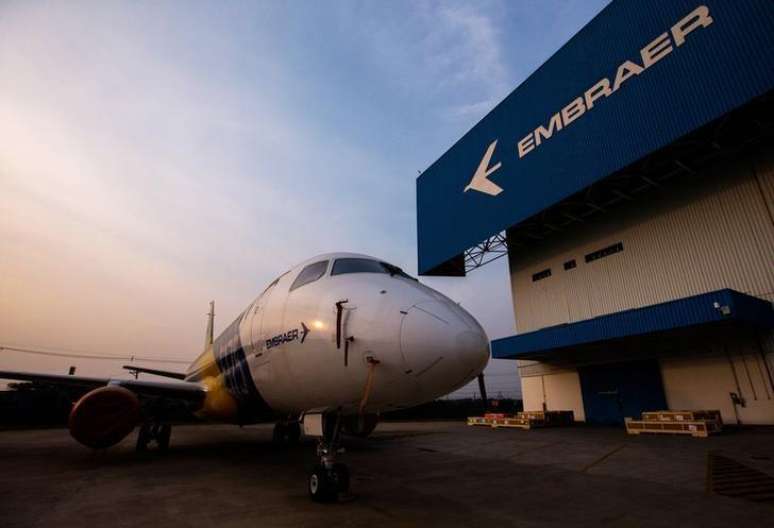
[[1, 421, 773, 527]]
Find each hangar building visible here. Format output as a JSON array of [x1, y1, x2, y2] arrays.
[[416, 1, 774, 425]]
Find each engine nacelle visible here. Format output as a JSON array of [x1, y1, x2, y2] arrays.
[[68, 386, 141, 449], [342, 413, 379, 438]]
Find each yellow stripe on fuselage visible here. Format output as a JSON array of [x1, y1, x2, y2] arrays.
[[185, 345, 239, 422]]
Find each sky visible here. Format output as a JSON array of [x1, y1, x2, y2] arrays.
[[0, 0, 609, 397]]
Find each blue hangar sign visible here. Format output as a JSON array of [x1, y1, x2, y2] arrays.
[[416, 1, 774, 276]]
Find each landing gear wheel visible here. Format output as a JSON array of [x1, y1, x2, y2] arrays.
[[306, 411, 354, 502], [157, 424, 171, 451], [332, 463, 350, 493], [308, 464, 337, 502], [136, 423, 150, 452]]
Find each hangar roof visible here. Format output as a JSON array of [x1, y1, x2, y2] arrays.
[[490, 289, 774, 361], [416, 1, 774, 276]]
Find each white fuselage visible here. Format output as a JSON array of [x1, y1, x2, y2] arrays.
[[194, 253, 489, 418]]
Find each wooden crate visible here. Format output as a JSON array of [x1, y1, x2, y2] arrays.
[[491, 416, 531, 429], [467, 410, 575, 430], [467, 416, 491, 427], [484, 413, 507, 420], [467, 415, 529, 428], [641, 410, 722, 425], [625, 417, 722, 438]]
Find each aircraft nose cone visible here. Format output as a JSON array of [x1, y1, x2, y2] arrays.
[[400, 301, 489, 399], [456, 326, 490, 372]]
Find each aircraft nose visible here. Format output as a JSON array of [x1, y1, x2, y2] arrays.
[[400, 301, 489, 398]]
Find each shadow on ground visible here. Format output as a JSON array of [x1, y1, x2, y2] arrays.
[[1, 422, 772, 527]]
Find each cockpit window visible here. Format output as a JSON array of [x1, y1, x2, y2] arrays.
[[331, 258, 386, 275], [382, 262, 417, 281], [331, 258, 417, 280], [290, 260, 328, 291]]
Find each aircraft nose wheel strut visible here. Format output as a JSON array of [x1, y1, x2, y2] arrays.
[[308, 412, 350, 502]]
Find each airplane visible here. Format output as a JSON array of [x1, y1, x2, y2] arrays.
[[0, 252, 490, 502]]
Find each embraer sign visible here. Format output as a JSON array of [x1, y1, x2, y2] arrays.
[[464, 5, 714, 197], [418, 0, 774, 275]]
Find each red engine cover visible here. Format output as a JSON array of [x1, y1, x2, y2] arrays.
[[68, 386, 140, 449]]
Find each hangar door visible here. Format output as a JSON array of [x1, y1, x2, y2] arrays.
[[579, 360, 667, 425]]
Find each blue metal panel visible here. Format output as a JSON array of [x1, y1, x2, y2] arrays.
[[579, 360, 667, 425], [491, 289, 774, 360], [417, 0, 774, 275]]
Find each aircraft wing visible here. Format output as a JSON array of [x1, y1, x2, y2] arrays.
[[122, 365, 186, 380], [0, 370, 206, 403]]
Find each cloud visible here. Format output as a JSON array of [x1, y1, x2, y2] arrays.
[[333, 0, 509, 128], [0, 0, 608, 392], [0, 1, 411, 367], [423, 3, 510, 123], [432, 4, 508, 87]]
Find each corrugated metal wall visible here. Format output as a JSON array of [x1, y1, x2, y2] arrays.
[[661, 334, 774, 425], [507, 146, 774, 334], [521, 371, 586, 422], [509, 147, 774, 423]]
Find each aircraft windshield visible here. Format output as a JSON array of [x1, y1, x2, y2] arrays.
[[331, 258, 416, 280]]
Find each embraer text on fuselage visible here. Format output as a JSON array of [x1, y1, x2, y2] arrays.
[[516, 5, 714, 159], [266, 329, 299, 349]]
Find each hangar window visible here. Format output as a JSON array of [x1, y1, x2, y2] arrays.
[[532, 268, 552, 282], [585, 242, 624, 263], [290, 260, 328, 291], [563, 259, 577, 270]]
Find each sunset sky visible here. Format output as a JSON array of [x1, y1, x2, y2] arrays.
[[0, 0, 608, 397]]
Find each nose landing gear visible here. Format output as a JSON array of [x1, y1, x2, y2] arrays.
[[308, 462, 349, 502], [307, 412, 351, 502]]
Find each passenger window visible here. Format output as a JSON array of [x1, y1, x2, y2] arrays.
[[290, 261, 328, 291], [331, 258, 388, 276]]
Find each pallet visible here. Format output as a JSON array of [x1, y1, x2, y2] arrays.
[[467, 416, 529, 428], [467, 410, 575, 430], [641, 410, 722, 425], [625, 417, 721, 438]]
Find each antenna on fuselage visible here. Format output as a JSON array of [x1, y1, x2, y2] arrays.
[[205, 300, 215, 347]]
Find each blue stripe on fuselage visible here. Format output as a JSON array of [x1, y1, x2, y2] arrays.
[[213, 313, 272, 421]]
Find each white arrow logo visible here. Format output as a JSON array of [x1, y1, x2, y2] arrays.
[[464, 140, 503, 196]]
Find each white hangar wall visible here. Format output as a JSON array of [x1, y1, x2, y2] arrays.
[[507, 146, 774, 424]]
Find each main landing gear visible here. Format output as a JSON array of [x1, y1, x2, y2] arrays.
[[136, 422, 171, 452], [308, 413, 350, 503]]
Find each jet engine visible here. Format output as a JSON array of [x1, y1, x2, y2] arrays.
[[68, 386, 141, 448], [342, 413, 379, 437]]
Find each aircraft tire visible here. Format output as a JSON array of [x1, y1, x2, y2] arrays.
[[308, 464, 337, 502]]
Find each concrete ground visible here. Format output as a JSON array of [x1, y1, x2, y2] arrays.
[[1, 421, 773, 527]]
